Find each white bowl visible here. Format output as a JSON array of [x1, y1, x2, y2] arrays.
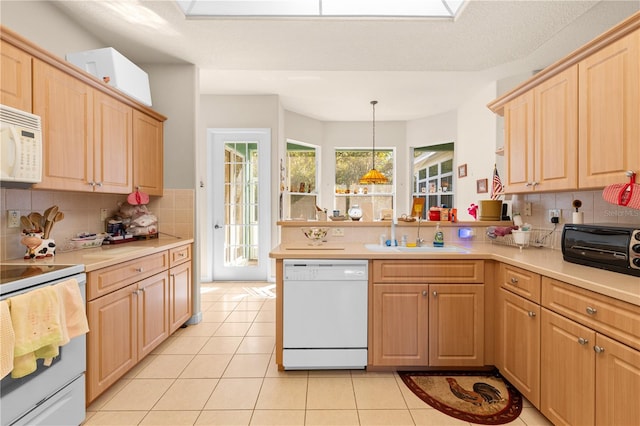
[[301, 227, 329, 245]]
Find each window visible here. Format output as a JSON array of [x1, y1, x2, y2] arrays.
[[284, 140, 318, 220], [334, 148, 394, 220], [413, 143, 454, 218]]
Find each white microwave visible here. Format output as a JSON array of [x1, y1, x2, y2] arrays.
[[0, 104, 42, 184]]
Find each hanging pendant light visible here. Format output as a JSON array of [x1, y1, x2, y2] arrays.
[[359, 100, 388, 184]]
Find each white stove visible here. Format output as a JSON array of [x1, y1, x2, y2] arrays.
[[0, 262, 87, 426]]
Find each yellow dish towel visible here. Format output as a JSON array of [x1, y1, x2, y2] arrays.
[[55, 278, 89, 345], [0, 300, 15, 379], [9, 286, 63, 378]]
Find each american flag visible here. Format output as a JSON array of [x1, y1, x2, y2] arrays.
[[491, 164, 504, 200]]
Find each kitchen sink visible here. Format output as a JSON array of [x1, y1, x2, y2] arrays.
[[364, 243, 469, 254]]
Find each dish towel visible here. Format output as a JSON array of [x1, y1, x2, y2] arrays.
[[9, 286, 63, 378], [0, 300, 15, 379], [55, 278, 89, 346]]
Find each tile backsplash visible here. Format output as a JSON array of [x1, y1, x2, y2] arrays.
[[1, 187, 194, 261], [507, 189, 640, 249]]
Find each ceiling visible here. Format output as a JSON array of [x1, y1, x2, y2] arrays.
[[50, 0, 639, 121]]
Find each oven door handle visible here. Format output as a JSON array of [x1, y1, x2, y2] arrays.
[[571, 245, 628, 260]]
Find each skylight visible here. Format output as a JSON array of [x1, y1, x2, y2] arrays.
[[176, 0, 467, 18]]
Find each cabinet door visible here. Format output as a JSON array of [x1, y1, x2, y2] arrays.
[[428, 284, 484, 366], [541, 309, 595, 426], [33, 59, 94, 191], [579, 30, 640, 188], [0, 40, 32, 112], [133, 110, 163, 196], [504, 91, 535, 193], [372, 284, 428, 366], [87, 284, 137, 404], [535, 65, 578, 191], [497, 289, 540, 408], [137, 272, 169, 358], [169, 261, 192, 334], [595, 333, 640, 426], [94, 91, 132, 193]]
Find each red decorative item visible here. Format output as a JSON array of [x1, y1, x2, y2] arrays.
[[602, 171, 640, 209], [127, 189, 150, 205], [468, 203, 478, 220]]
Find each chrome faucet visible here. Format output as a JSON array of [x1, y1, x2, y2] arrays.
[[416, 216, 425, 247]]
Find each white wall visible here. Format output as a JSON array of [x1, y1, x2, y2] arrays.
[[1, 1, 104, 57], [456, 82, 499, 221], [406, 110, 457, 148]]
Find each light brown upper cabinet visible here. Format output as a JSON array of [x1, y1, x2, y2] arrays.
[[503, 66, 578, 193], [489, 14, 640, 193], [0, 39, 32, 112], [133, 110, 164, 196], [33, 59, 132, 193], [578, 29, 640, 188], [1, 26, 166, 195]]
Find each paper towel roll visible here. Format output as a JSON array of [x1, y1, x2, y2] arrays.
[[572, 212, 584, 224]]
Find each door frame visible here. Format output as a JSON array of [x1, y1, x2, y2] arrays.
[[204, 128, 271, 281]]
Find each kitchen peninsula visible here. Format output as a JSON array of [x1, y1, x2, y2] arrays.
[[271, 221, 640, 425]]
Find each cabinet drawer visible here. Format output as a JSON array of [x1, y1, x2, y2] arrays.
[[499, 263, 541, 303], [542, 277, 640, 351], [169, 244, 192, 267], [87, 251, 169, 301], [373, 260, 484, 283]]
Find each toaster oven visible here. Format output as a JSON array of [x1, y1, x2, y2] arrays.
[[562, 223, 640, 277]]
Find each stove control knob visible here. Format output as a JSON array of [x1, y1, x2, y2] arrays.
[[633, 244, 640, 254], [634, 232, 640, 242], [633, 258, 640, 267]]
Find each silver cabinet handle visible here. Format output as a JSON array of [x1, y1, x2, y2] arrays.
[[594, 345, 605, 354], [532, 181, 539, 187], [88, 181, 95, 187], [95, 182, 103, 187], [421, 290, 428, 296], [135, 267, 144, 273], [432, 291, 438, 297], [578, 337, 589, 345], [528, 311, 536, 318], [525, 182, 532, 187], [586, 306, 597, 315], [510, 277, 518, 284], [132, 289, 139, 295]]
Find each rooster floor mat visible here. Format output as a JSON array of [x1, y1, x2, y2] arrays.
[[399, 369, 523, 425]]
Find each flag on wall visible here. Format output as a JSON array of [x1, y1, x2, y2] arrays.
[[491, 164, 504, 200]]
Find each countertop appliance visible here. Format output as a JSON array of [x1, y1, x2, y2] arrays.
[[1, 263, 86, 426], [283, 259, 368, 369], [562, 223, 640, 277], [0, 104, 42, 185]]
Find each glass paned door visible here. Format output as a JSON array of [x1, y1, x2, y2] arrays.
[[210, 129, 270, 281]]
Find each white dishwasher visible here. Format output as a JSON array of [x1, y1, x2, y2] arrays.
[[283, 259, 368, 370]]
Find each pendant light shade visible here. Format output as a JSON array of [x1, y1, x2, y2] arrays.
[[359, 100, 388, 185]]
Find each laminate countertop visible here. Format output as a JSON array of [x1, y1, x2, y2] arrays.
[[3, 236, 194, 272], [270, 242, 640, 306]]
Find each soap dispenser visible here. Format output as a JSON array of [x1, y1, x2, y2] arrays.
[[433, 223, 444, 247]]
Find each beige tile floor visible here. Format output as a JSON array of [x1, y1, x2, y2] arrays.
[[84, 282, 554, 426]]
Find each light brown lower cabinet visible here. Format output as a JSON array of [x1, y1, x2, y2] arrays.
[[86, 244, 193, 404], [87, 272, 168, 403], [540, 308, 640, 426], [169, 260, 192, 334], [371, 277, 484, 367], [496, 288, 540, 407]]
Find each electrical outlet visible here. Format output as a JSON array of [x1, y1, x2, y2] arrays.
[[523, 202, 532, 216], [332, 227, 344, 237], [7, 210, 20, 228], [100, 209, 109, 221], [548, 209, 561, 223]]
